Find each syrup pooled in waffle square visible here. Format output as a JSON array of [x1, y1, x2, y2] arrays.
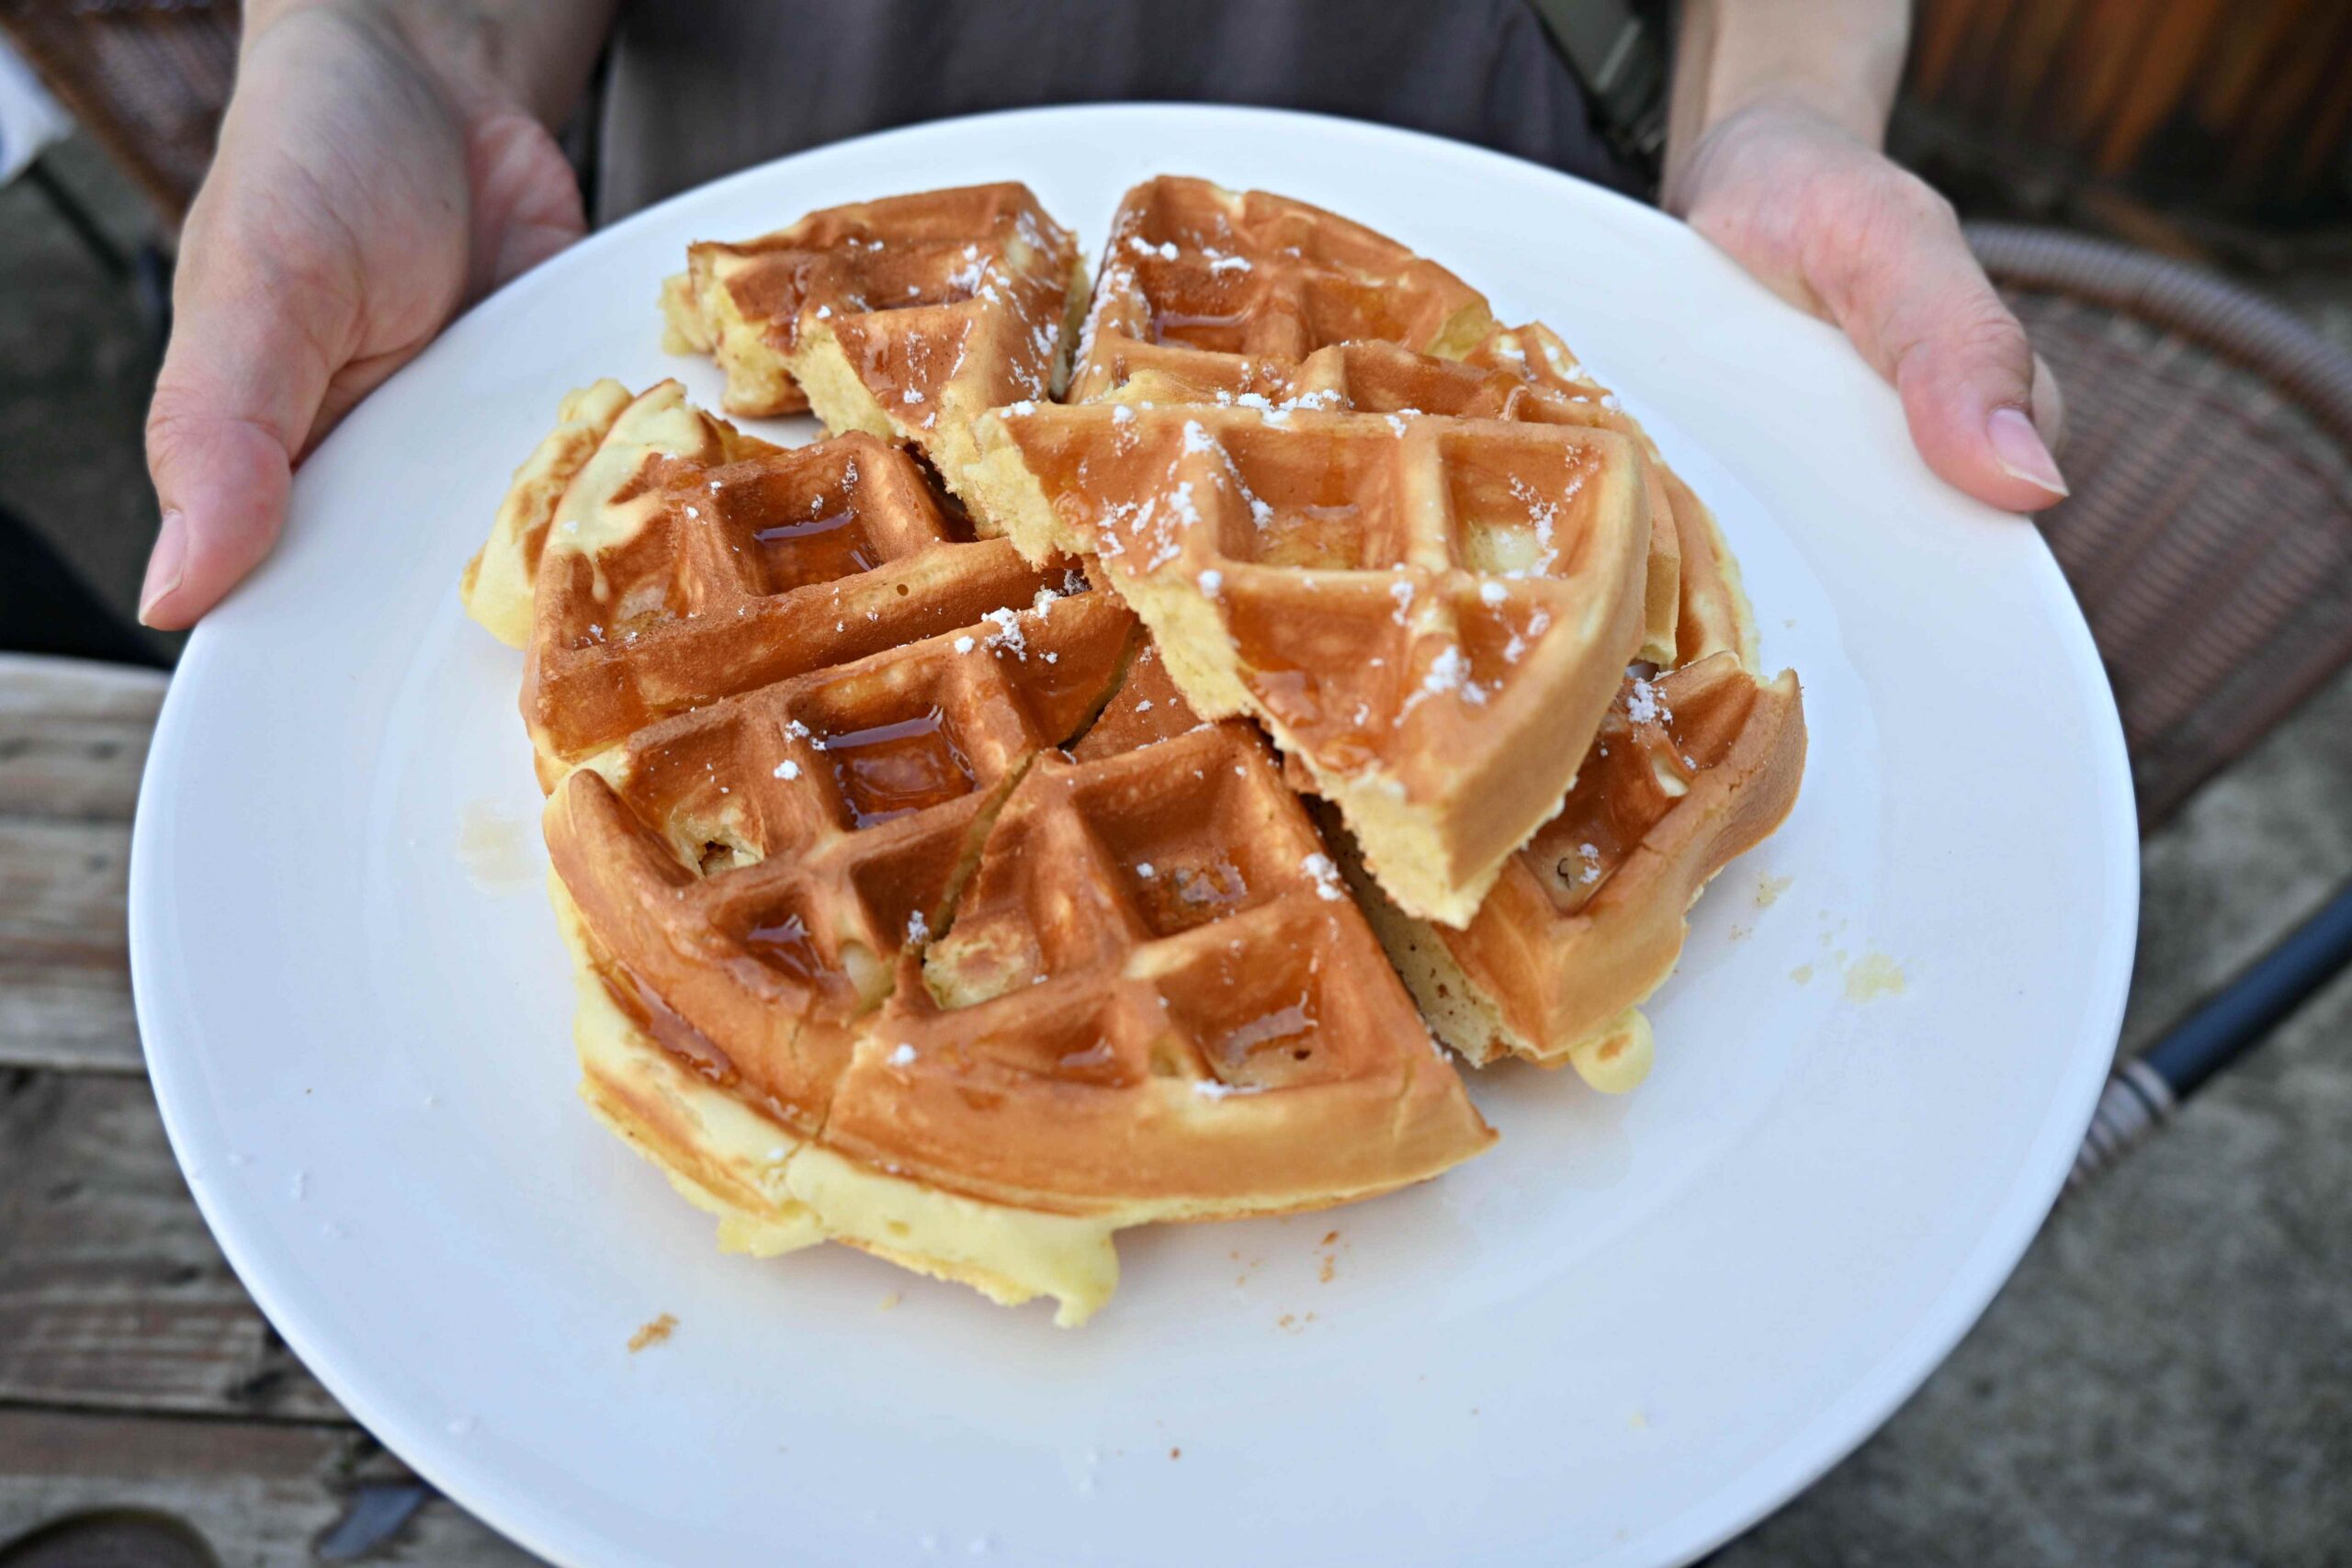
[[463, 379, 1057, 779], [661, 182, 1086, 504], [1066, 175, 1498, 404], [1352, 651, 1806, 1091], [542, 603, 1490, 1325], [963, 401, 1653, 927]]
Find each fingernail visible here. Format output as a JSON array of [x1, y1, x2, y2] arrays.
[[139, 509, 187, 626], [1987, 406, 2069, 498]]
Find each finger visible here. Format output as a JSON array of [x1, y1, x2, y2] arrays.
[[140, 188, 359, 629], [1815, 172, 2068, 513]]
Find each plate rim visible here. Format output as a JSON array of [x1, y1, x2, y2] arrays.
[[128, 101, 2140, 1568]]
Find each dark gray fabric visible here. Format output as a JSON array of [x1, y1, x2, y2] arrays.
[[595, 0, 1634, 222]]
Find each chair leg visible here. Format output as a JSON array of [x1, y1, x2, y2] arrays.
[[2070, 881, 2352, 1190], [23, 155, 130, 279]]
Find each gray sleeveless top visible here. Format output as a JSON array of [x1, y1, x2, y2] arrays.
[[595, 0, 1632, 221]]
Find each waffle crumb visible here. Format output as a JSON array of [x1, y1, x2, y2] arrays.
[[628, 1313, 677, 1352], [1845, 953, 1907, 1002], [1755, 874, 1793, 908]]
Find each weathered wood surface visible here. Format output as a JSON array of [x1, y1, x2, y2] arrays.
[[0, 1072, 341, 1423], [0, 1409, 536, 1566], [0, 655, 160, 1074], [0, 656, 542, 1562]]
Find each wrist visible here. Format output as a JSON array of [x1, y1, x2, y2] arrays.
[[1663, 96, 1866, 218], [241, 0, 549, 126], [1665, 0, 1905, 201]]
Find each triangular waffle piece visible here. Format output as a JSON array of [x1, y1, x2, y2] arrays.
[[463, 379, 1058, 780], [1067, 175, 1497, 404], [548, 590, 1139, 1144], [965, 401, 1653, 927], [1080, 335, 1689, 664], [826, 642, 1493, 1237], [540, 605, 1489, 1325], [661, 182, 1086, 504], [1352, 651, 1805, 1090]]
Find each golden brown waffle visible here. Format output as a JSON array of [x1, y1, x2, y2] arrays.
[[963, 401, 1653, 927], [830, 652, 1494, 1220], [1067, 176, 1497, 404], [462, 379, 1056, 780], [1354, 651, 1806, 1089], [1468, 321, 1766, 668], [546, 589, 1140, 1148], [1081, 334, 1690, 663], [662, 182, 1086, 504], [472, 384, 1491, 1325]]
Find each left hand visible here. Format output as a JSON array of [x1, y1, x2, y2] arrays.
[[1665, 96, 2068, 513]]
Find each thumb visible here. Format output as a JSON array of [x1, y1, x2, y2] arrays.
[[1826, 175, 2069, 513], [140, 224, 350, 629]]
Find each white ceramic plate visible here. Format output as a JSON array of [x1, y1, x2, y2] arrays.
[[130, 106, 2136, 1567]]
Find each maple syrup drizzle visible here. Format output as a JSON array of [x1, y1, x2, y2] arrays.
[[822, 706, 975, 827], [741, 909, 823, 983], [752, 507, 878, 592]]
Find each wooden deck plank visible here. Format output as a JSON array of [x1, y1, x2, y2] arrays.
[[0, 1407, 538, 1565], [0, 818, 141, 1073], [0, 655, 164, 823], [0, 656, 161, 1074], [0, 1072, 343, 1423]]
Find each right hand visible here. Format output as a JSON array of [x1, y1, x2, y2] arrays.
[[139, 1, 586, 628]]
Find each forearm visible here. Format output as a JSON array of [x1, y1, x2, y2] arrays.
[[242, 0, 616, 129], [1662, 0, 1909, 205]]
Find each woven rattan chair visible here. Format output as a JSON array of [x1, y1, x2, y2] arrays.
[[0, 0, 238, 224], [1969, 224, 2352, 1181], [1967, 221, 2352, 832]]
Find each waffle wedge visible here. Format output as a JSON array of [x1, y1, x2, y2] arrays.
[[1081, 333, 1690, 664], [463, 379, 1055, 782], [1355, 647, 1805, 1089], [662, 182, 1086, 505], [1068, 175, 1497, 404], [472, 385, 1491, 1325], [963, 401, 1652, 927]]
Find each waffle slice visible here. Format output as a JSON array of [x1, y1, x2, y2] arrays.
[[1353, 651, 1805, 1089], [1081, 334, 1690, 664], [543, 600, 1490, 1325], [462, 379, 1056, 780], [1067, 175, 1497, 404], [963, 401, 1653, 927], [830, 644, 1494, 1227], [661, 182, 1086, 504]]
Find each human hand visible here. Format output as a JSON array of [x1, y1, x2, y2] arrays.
[[139, 1, 588, 627], [1665, 96, 2068, 513]]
